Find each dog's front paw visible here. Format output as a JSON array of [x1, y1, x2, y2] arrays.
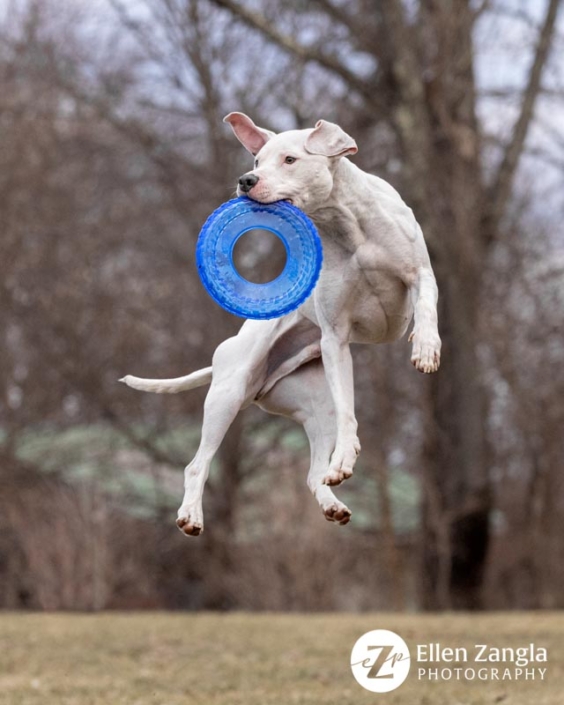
[[176, 506, 204, 536], [322, 501, 352, 525], [409, 328, 441, 374], [323, 439, 360, 486], [323, 466, 353, 486]]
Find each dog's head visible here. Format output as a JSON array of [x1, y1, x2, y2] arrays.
[[224, 112, 357, 212]]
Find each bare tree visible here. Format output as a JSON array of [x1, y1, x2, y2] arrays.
[[206, 0, 562, 608]]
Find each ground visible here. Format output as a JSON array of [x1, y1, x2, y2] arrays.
[[0, 612, 562, 704]]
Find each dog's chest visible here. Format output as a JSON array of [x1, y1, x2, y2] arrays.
[[349, 279, 412, 343]]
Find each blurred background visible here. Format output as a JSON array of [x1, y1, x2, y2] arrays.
[[1, 0, 563, 614]]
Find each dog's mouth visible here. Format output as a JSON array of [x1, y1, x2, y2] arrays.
[[237, 183, 297, 207], [245, 192, 294, 206]]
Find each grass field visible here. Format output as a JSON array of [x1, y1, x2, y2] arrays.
[[0, 612, 562, 704]]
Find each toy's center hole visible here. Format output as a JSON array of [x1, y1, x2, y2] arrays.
[[232, 229, 287, 284]]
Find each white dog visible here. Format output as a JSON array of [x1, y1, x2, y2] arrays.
[[121, 113, 441, 536]]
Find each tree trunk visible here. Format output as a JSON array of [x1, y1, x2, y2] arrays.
[[418, 131, 492, 610], [401, 1, 493, 610], [420, 285, 492, 610]]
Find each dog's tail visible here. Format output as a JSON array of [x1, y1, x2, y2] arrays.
[[119, 367, 212, 394]]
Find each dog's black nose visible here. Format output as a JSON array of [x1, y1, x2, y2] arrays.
[[238, 173, 259, 193]]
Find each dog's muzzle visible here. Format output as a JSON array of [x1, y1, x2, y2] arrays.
[[238, 173, 259, 193]]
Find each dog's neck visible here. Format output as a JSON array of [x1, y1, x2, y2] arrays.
[[308, 159, 367, 251], [309, 159, 362, 217]]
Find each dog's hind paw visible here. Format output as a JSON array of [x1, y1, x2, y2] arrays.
[[323, 502, 352, 525], [176, 508, 204, 537]]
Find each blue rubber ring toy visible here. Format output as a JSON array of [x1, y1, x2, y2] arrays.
[[196, 197, 323, 320]]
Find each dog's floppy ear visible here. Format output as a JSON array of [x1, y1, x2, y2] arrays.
[[223, 112, 275, 156], [305, 120, 358, 158]]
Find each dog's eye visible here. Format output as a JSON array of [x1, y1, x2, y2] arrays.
[[284, 156, 297, 164], [254, 159, 259, 168]]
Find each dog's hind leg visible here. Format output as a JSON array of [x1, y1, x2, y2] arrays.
[[257, 359, 352, 525], [176, 319, 285, 536]]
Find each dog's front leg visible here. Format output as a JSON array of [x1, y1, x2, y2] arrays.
[[408, 266, 442, 373], [318, 327, 361, 486], [257, 358, 352, 525]]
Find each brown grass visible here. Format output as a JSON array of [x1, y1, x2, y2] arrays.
[[0, 612, 562, 704]]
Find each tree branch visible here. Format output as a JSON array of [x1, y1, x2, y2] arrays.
[[472, 0, 491, 22], [378, 2, 434, 229], [488, 0, 561, 230], [311, 0, 375, 49], [208, 0, 375, 103]]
